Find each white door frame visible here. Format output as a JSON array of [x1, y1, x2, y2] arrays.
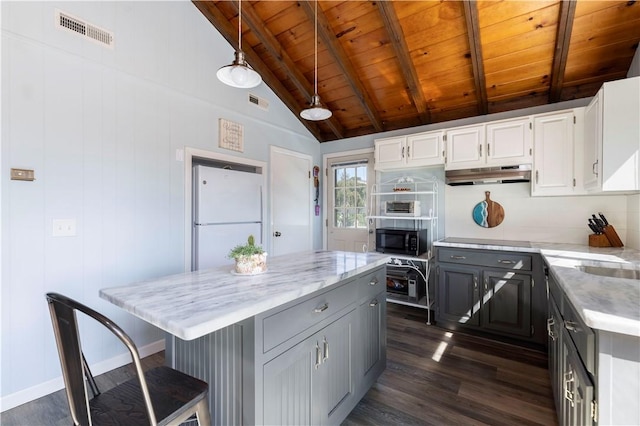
[[322, 147, 374, 250], [183, 147, 267, 272], [270, 146, 313, 255]]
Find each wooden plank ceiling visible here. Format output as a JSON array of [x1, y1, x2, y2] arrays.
[[194, 0, 640, 143]]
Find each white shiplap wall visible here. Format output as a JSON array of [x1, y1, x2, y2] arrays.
[[1, 1, 318, 409]]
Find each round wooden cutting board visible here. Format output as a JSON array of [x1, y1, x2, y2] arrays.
[[472, 191, 505, 228]]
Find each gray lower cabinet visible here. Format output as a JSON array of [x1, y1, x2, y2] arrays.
[[547, 266, 640, 425], [263, 308, 356, 425], [257, 266, 387, 426], [547, 273, 596, 426], [435, 248, 542, 343]]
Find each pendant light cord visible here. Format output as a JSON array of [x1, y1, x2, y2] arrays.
[[238, 0, 242, 52], [314, 0, 318, 95]]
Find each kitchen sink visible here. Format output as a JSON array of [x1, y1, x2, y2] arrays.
[[576, 265, 640, 280]]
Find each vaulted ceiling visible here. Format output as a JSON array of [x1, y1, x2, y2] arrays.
[[194, 1, 640, 142]]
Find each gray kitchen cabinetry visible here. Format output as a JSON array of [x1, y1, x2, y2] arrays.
[[435, 247, 545, 345], [546, 270, 596, 426], [256, 266, 387, 425]]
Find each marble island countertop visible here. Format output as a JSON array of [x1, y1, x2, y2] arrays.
[[100, 250, 389, 341], [434, 238, 640, 337]]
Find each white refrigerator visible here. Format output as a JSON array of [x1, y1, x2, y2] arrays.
[[193, 165, 263, 270]]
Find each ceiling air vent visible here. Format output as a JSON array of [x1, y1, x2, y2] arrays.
[[55, 10, 114, 49], [248, 93, 269, 111]]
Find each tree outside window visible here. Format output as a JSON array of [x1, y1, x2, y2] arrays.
[[333, 165, 367, 229]]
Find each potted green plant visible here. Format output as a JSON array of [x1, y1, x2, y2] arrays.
[[228, 235, 267, 274]]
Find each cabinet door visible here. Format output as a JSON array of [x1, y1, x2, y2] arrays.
[[374, 137, 405, 170], [445, 125, 485, 170], [548, 295, 563, 420], [481, 271, 531, 337], [486, 117, 532, 166], [319, 310, 356, 425], [406, 131, 444, 167], [263, 338, 316, 425], [358, 293, 385, 386], [561, 327, 596, 426], [583, 89, 602, 191], [437, 265, 480, 326], [532, 111, 576, 196]]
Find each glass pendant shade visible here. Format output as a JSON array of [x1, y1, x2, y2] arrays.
[[300, 94, 332, 121], [217, 51, 262, 89]]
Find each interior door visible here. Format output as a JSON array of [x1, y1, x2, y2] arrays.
[[327, 153, 374, 252], [270, 147, 312, 256]]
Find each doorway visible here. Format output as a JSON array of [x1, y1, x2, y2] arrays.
[[324, 150, 375, 252], [270, 146, 313, 256]]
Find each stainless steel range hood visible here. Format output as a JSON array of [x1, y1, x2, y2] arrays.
[[445, 164, 531, 185]]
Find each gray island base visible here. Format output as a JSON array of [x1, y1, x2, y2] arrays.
[[100, 251, 390, 425]]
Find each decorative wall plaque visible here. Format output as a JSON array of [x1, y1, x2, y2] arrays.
[[219, 118, 244, 152]]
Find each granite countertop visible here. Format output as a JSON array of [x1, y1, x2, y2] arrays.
[[434, 238, 640, 337], [100, 250, 389, 341]]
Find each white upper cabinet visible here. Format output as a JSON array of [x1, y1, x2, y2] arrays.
[[444, 124, 485, 169], [531, 110, 578, 196], [444, 117, 532, 170], [374, 131, 444, 170], [583, 76, 640, 193], [486, 117, 533, 166]]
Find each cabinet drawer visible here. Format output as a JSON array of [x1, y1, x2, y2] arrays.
[[438, 248, 532, 271], [359, 267, 386, 300], [263, 281, 357, 353], [561, 296, 595, 376]]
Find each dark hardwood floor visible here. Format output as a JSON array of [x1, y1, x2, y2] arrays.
[[343, 303, 557, 426], [1, 303, 557, 426]]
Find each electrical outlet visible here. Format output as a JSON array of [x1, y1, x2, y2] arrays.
[[52, 219, 76, 237]]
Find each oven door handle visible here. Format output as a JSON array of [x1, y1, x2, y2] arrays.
[[405, 233, 410, 251]]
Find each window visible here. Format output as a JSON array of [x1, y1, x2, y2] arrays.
[[333, 162, 368, 229]]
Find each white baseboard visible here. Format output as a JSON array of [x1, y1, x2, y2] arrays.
[[0, 339, 165, 413]]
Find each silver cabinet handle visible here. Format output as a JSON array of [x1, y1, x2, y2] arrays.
[[401, 146, 405, 158], [407, 146, 410, 158], [473, 276, 478, 290], [484, 278, 488, 292], [547, 317, 557, 341], [322, 337, 329, 362], [564, 320, 580, 332], [450, 255, 466, 260], [498, 259, 516, 264], [479, 144, 482, 156], [564, 370, 575, 407], [536, 170, 539, 184], [593, 160, 598, 177], [369, 278, 378, 286], [487, 143, 491, 157], [369, 299, 379, 307], [315, 342, 322, 369], [314, 303, 329, 313]]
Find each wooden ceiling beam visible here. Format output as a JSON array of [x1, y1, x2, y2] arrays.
[[376, 2, 430, 125], [463, 1, 488, 115], [300, 0, 384, 133], [549, 0, 577, 103], [232, 1, 345, 140], [192, 1, 328, 142]]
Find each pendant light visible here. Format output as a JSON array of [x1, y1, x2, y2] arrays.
[[217, 0, 262, 89], [301, 0, 332, 121]]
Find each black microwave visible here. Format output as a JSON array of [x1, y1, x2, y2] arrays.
[[375, 228, 428, 256]]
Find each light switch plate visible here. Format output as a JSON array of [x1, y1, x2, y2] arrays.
[[11, 168, 35, 181], [52, 219, 76, 237]]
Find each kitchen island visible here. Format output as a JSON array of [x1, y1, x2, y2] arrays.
[[434, 238, 640, 425], [100, 250, 389, 426]]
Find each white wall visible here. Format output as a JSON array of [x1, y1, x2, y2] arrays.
[[445, 183, 628, 244], [1, 1, 319, 409]]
